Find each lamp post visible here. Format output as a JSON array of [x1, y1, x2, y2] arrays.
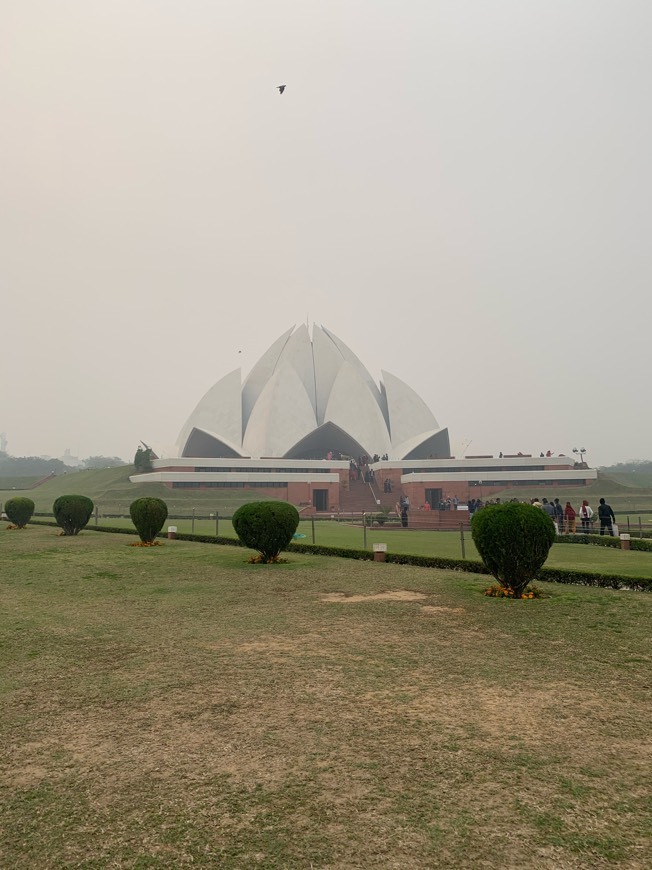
[[572, 447, 588, 467]]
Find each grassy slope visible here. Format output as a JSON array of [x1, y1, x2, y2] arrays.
[[1, 525, 650, 868], [0, 465, 283, 515], [606, 470, 652, 489], [0, 476, 42, 490]]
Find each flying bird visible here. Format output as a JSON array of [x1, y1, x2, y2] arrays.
[[277, 85, 286, 94]]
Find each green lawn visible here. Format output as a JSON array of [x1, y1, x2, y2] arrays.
[[68, 516, 652, 581], [0, 475, 43, 490], [1, 525, 651, 868]]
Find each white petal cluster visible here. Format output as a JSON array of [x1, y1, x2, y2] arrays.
[[176, 325, 448, 460]]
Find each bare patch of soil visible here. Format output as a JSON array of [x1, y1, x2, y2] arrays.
[[321, 590, 429, 604]]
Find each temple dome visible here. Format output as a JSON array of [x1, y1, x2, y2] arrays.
[[176, 325, 449, 460]]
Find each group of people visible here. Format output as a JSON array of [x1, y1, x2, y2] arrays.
[[382, 490, 617, 536], [465, 494, 617, 536], [531, 497, 616, 535], [349, 457, 377, 484]]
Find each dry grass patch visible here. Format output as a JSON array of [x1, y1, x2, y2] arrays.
[[1, 526, 651, 868], [320, 589, 429, 603]]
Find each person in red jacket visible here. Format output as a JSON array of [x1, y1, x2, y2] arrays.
[[564, 502, 577, 534]]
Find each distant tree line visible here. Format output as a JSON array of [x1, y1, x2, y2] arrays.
[[600, 460, 652, 473], [0, 452, 126, 477]]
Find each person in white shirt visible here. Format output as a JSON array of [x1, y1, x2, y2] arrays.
[[579, 500, 593, 533]]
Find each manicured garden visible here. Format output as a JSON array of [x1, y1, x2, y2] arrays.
[[1, 524, 651, 868], [66, 515, 652, 582]]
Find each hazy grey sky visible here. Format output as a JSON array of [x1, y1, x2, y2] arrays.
[[2, 1, 650, 466]]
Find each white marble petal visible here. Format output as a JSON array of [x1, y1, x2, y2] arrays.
[[183, 428, 245, 458], [242, 362, 317, 458], [312, 325, 346, 425], [320, 325, 384, 411], [381, 369, 439, 447], [176, 368, 243, 456], [391, 427, 451, 461], [242, 326, 294, 429], [279, 324, 317, 415], [324, 362, 391, 457]]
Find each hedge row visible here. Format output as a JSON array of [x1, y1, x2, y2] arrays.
[[537, 566, 652, 591], [555, 534, 652, 553], [26, 520, 652, 591], [29, 520, 246, 547]]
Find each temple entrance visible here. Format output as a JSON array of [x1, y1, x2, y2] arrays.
[[312, 489, 329, 511], [425, 488, 443, 509]]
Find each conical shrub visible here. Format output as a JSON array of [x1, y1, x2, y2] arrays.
[[130, 497, 168, 543], [471, 502, 556, 598], [232, 501, 300, 562], [53, 495, 94, 536], [5, 496, 35, 529]]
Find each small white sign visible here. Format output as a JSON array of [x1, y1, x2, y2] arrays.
[[373, 543, 387, 552]]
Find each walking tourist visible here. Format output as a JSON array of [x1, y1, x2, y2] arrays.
[[564, 502, 577, 534], [598, 498, 616, 536], [553, 498, 563, 526], [579, 500, 593, 533], [542, 498, 556, 520]]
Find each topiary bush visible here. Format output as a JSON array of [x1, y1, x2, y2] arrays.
[[471, 503, 556, 598], [129, 497, 168, 543], [53, 495, 94, 536], [5, 496, 35, 528], [232, 501, 300, 562]]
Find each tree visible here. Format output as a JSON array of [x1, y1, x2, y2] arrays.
[[5, 497, 35, 528], [53, 495, 94, 536], [130, 498, 168, 543], [471, 503, 556, 598], [134, 446, 154, 472], [232, 501, 300, 563]]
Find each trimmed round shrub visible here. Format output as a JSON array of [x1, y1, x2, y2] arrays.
[[471, 503, 556, 598], [232, 501, 300, 562], [53, 495, 94, 536], [5, 496, 35, 528], [130, 497, 168, 543]]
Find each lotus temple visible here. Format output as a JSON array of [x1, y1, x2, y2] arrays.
[[131, 324, 596, 514]]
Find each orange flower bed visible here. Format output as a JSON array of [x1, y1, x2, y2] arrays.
[[483, 584, 542, 600], [129, 541, 163, 548]]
